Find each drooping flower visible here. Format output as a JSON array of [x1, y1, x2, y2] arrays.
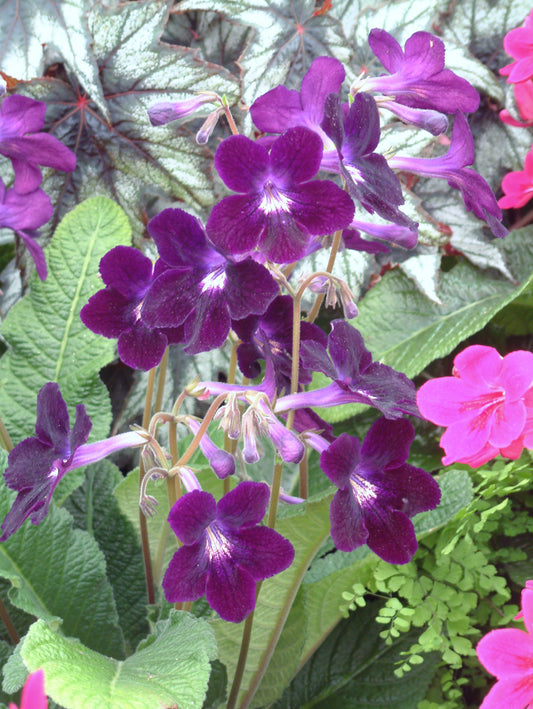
[[342, 219, 418, 253], [275, 319, 419, 419], [80, 245, 185, 371], [250, 56, 345, 144], [0, 383, 146, 541], [9, 669, 47, 709], [417, 345, 533, 467], [162, 481, 295, 622], [205, 126, 355, 264], [500, 81, 533, 127], [500, 10, 533, 84], [498, 147, 533, 209], [0, 94, 76, 193], [148, 93, 218, 126], [140, 208, 279, 354], [363, 29, 479, 129], [184, 417, 235, 479], [320, 419, 441, 563], [389, 113, 507, 238], [476, 580, 533, 709], [0, 177, 53, 280]]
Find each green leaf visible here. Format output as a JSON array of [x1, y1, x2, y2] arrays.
[[271, 603, 439, 709], [64, 462, 149, 655], [0, 197, 131, 444], [354, 228, 533, 379], [19, 0, 238, 242], [20, 612, 216, 709], [0, 480, 124, 658], [0, 0, 107, 116]]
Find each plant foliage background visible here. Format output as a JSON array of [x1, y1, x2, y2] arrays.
[[0, 0, 533, 707]]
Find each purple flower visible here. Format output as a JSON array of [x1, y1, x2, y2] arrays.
[[148, 94, 217, 126], [185, 417, 235, 479], [250, 56, 345, 143], [342, 219, 418, 253], [363, 29, 479, 132], [0, 177, 53, 279], [275, 319, 418, 419], [141, 208, 279, 354], [233, 294, 327, 393], [162, 481, 295, 622], [80, 246, 184, 371], [320, 419, 441, 563], [205, 127, 355, 264], [389, 113, 507, 238], [0, 383, 145, 541], [0, 94, 76, 193], [321, 93, 417, 231]]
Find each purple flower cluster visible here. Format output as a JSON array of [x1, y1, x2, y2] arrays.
[[0, 94, 76, 279]]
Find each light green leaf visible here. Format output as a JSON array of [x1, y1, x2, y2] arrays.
[[20, 612, 216, 709], [0, 197, 130, 444]]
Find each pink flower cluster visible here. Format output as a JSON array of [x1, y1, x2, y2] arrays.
[[498, 9, 533, 209], [476, 580, 533, 709], [417, 345, 533, 467]]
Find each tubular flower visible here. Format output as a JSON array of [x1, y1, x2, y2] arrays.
[[500, 81, 533, 128], [500, 10, 533, 84], [417, 345, 533, 467], [162, 482, 295, 622], [498, 147, 533, 209], [9, 669, 47, 709]]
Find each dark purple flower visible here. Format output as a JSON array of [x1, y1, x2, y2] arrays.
[[162, 481, 295, 622], [363, 29, 479, 130], [250, 56, 345, 143], [321, 93, 417, 231], [0, 94, 76, 193], [342, 219, 418, 253], [80, 245, 184, 371], [0, 177, 53, 279], [276, 319, 418, 419], [320, 419, 441, 563], [141, 208, 279, 354], [233, 294, 327, 393], [389, 113, 507, 238], [0, 383, 145, 541], [205, 127, 355, 264]]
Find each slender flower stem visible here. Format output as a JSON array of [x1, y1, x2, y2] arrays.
[[307, 229, 343, 323], [154, 347, 169, 413], [267, 461, 284, 528], [226, 599, 259, 709], [177, 393, 227, 467], [0, 417, 13, 452], [139, 367, 157, 605], [222, 99, 239, 136], [0, 595, 18, 644]]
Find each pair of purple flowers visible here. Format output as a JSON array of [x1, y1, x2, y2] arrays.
[[0, 95, 76, 279]]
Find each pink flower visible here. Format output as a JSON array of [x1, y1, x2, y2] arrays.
[[9, 669, 47, 709], [416, 345, 533, 467], [501, 9, 533, 84], [498, 147, 533, 209], [500, 81, 533, 127], [476, 581, 533, 709]]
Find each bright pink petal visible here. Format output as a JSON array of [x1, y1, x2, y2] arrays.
[[479, 675, 533, 709], [488, 399, 526, 448], [19, 669, 47, 709], [477, 628, 533, 677], [452, 345, 502, 386], [440, 416, 491, 461], [417, 377, 485, 426]]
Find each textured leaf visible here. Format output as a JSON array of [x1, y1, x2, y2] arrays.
[[353, 228, 533, 379], [271, 602, 439, 709], [20, 612, 216, 709], [0, 197, 130, 444], [0, 481, 125, 658], [18, 0, 238, 242], [64, 461, 149, 655], [0, 0, 107, 116]]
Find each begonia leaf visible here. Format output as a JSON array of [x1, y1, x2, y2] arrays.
[[0, 197, 130, 444], [176, 0, 352, 103], [16, 0, 238, 242], [271, 602, 439, 709], [64, 462, 149, 655], [19, 612, 216, 709], [0, 0, 107, 116], [0, 477, 125, 658]]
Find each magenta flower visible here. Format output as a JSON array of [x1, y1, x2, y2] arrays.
[[498, 147, 533, 209], [476, 580, 533, 708], [0, 94, 76, 193], [417, 345, 533, 467], [500, 81, 533, 128], [205, 127, 355, 263], [500, 10, 533, 84], [148, 94, 217, 126], [320, 419, 441, 563], [0, 383, 146, 541], [9, 669, 47, 709], [162, 482, 294, 622]]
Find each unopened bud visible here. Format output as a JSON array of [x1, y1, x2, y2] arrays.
[[196, 108, 223, 145]]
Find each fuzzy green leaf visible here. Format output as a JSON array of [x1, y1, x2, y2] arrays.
[[20, 612, 216, 709], [0, 197, 131, 444]]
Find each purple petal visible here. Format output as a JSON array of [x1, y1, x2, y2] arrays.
[[0, 95, 46, 134], [269, 126, 323, 185], [162, 543, 209, 603], [206, 194, 262, 256], [148, 208, 215, 269], [360, 418, 414, 470], [81, 288, 134, 338], [0, 478, 56, 540], [216, 481, 269, 528], [99, 246, 153, 298], [231, 526, 295, 579], [364, 506, 418, 564], [16, 230, 47, 280], [168, 490, 216, 544], [328, 320, 373, 380], [1, 186, 53, 231], [251, 86, 304, 134], [118, 321, 168, 371], [224, 260, 279, 319], [34, 382, 70, 450], [215, 135, 268, 193], [330, 488, 368, 552], [205, 558, 257, 623], [183, 289, 231, 354], [320, 433, 360, 489], [69, 404, 92, 452], [368, 29, 405, 73], [300, 57, 346, 126], [141, 269, 198, 328]]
